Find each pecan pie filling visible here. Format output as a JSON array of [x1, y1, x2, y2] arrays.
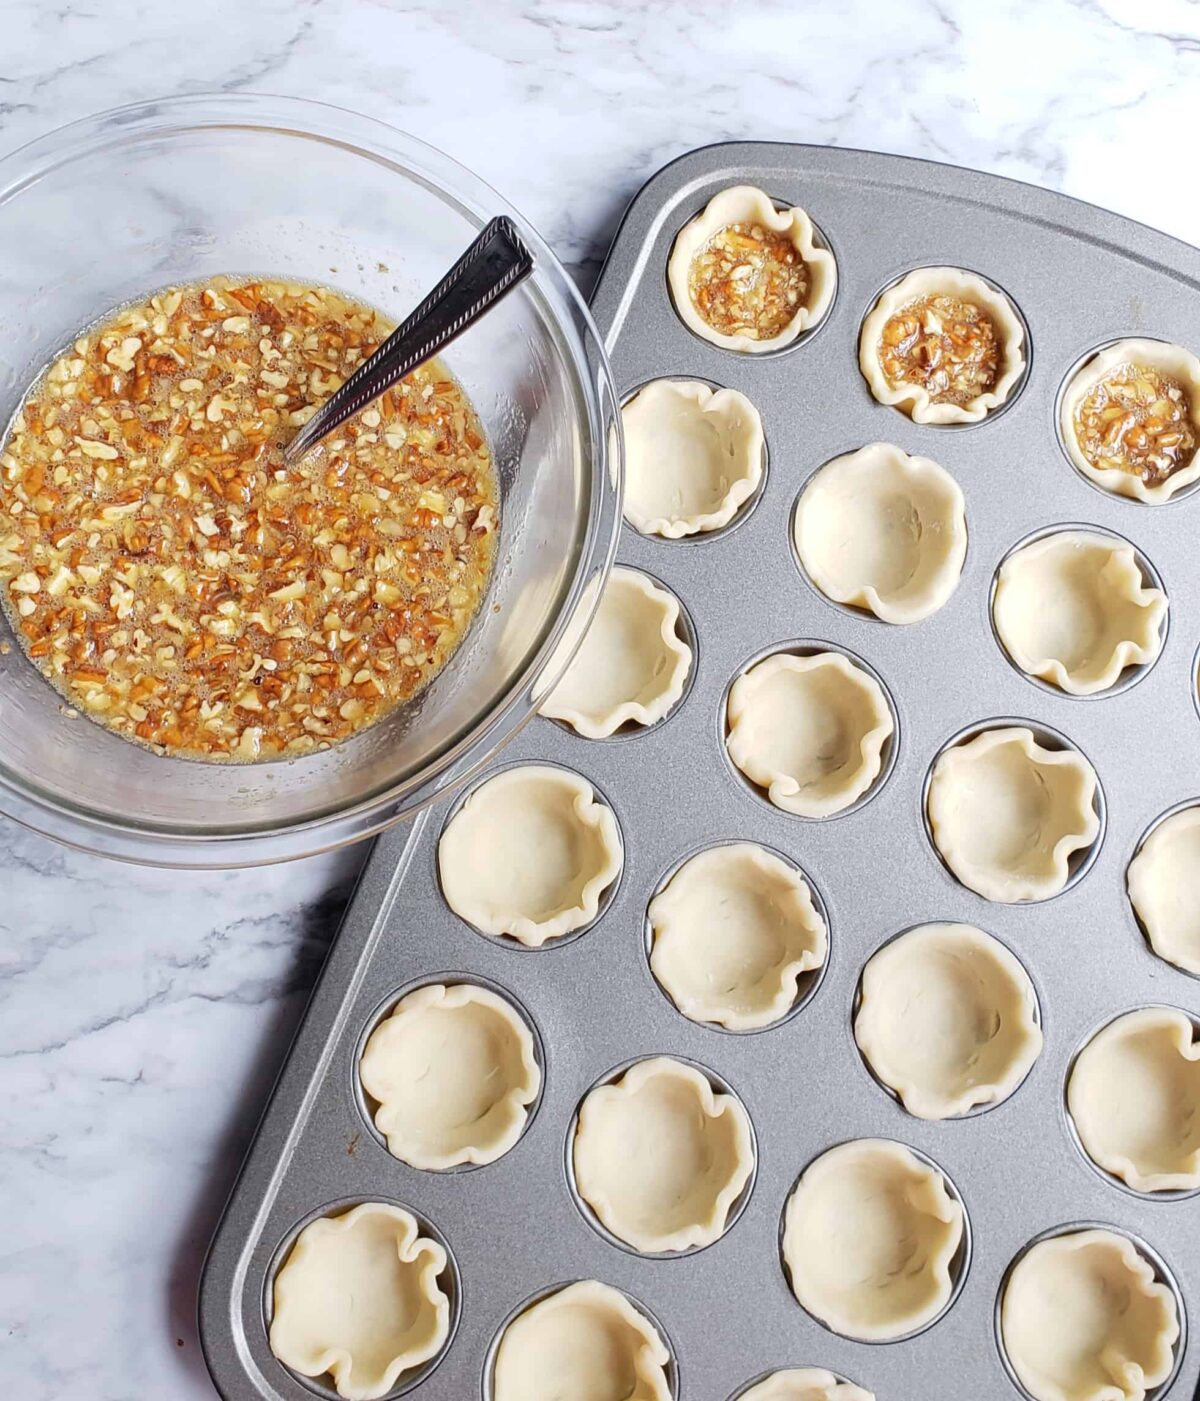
[[687, 223, 809, 342], [878, 294, 1001, 407], [1072, 363, 1196, 485]]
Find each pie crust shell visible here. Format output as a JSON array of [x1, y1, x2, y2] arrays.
[[993, 531, 1166, 695], [359, 983, 540, 1169], [854, 923, 1042, 1119], [782, 1138, 963, 1341], [794, 442, 967, 623], [859, 266, 1026, 423], [726, 651, 893, 818], [1127, 805, 1200, 974], [1060, 338, 1200, 503], [648, 842, 827, 1030], [492, 1279, 672, 1401], [572, 1056, 754, 1253], [927, 726, 1099, 903], [438, 765, 622, 946], [539, 567, 692, 737], [738, 1369, 874, 1401], [667, 184, 837, 353], [1068, 1007, 1200, 1193], [622, 378, 764, 538], [268, 1202, 450, 1400], [1000, 1229, 1179, 1401]]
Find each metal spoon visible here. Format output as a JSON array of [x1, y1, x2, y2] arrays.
[[284, 215, 535, 464]]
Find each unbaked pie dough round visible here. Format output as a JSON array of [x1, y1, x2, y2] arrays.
[[794, 442, 967, 623], [1060, 339, 1200, 503], [1127, 805, 1200, 974], [438, 765, 622, 946], [647, 842, 828, 1030], [860, 267, 1026, 424], [539, 567, 693, 737], [359, 983, 540, 1169], [854, 923, 1042, 1119], [926, 726, 1100, 903], [572, 1056, 755, 1253], [667, 185, 837, 353], [737, 1369, 874, 1401], [993, 531, 1167, 695], [782, 1138, 963, 1341], [268, 1202, 451, 1400], [492, 1279, 672, 1401], [726, 651, 894, 818], [1000, 1229, 1179, 1401], [1068, 1007, 1200, 1193], [622, 379, 764, 538]]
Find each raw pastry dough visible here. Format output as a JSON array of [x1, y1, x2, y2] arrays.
[[737, 1371, 874, 1401], [622, 379, 764, 538], [1068, 1008, 1200, 1193], [927, 726, 1099, 903], [492, 1280, 672, 1401], [854, 923, 1042, 1119], [438, 765, 622, 946], [359, 983, 540, 1169], [1000, 1229, 1179, 1401], [648, 842, 827, 1030], [993, 531, 1166, 695], [268, 1202, 451, 1400], [794, 442, 967, 623], [667, 185, 837, 353], [859, 267, 1026, 424], [572, 1056, 755, 1253], [1127, 805, 1200, 973], [539, 567, 692, 737], [782, 1139, 963, 1341], [726, 651, 893, 818], [1060, 339, 1200, 503]]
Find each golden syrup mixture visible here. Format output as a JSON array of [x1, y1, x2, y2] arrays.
[[878, 293, 1001, 406], [1073, 363, 1197, 485], [687, 223, 809, 340]]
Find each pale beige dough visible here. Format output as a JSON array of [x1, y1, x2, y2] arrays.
[[1000, 1229, 1179, 1401], [572, 1056, 755, 1253], [726, 651, 893, 818], [1068, 1007, 1200, 1193], [268, 1202, 450, 1400], [667, 184, 837, 352], [737, 1369, 874, 1401], [854, 923, 1042, 1119], [622, 379, 764, 538], [648, 842, 827, 1030], [438, 765, 622, 946], [359, 983, 540, 1169], [1127, 805, 1200, 974], [781, 1138, 963, 1341], [993, 531, 1166, 694], [859, 266, 1026, 424], [539, 567, 692, 737], [794, 442, 967, 623], [492, 1279, 672, 1401], [927, 726, 1099, 903]]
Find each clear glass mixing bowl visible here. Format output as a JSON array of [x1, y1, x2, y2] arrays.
[[0, 95, 621, 866]]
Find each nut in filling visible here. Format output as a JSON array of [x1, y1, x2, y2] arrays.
[[688, 223, 809, 342], [878, 294, 1000, 407], [1072, 363, 1196, 485]]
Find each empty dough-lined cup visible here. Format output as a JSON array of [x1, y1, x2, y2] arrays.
[[926, 724, 1101, 903], [667, 184, 837, 353], [725, 649, 895, 818], [438, 764, 623, 947], [734, 1370, 875, 1401], [1128, 804, 1200, 974], [999, 1228, 1180, 1401], [794, 443, 967, 623], [359, 982, 540, 1170], [1067, 1008, 1200, 1194], [622, 379, 765, 538], [490, 1279, 673, 1401], [539, 567, 694, 737], [992, 529, 1167, 695], [648, 842, 828, 1030], [781, 1139, 965, 1342], [854, 923, 1042, 1120], [268, 1202, 454, 1400]]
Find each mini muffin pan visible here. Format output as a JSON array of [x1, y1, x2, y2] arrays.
[[200, 143, 1200, 1399]]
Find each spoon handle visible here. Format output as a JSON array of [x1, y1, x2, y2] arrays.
[[285, 215, 535, 463]]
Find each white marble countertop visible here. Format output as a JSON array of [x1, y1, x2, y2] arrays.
[[3, 2, 1199, 1396]]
